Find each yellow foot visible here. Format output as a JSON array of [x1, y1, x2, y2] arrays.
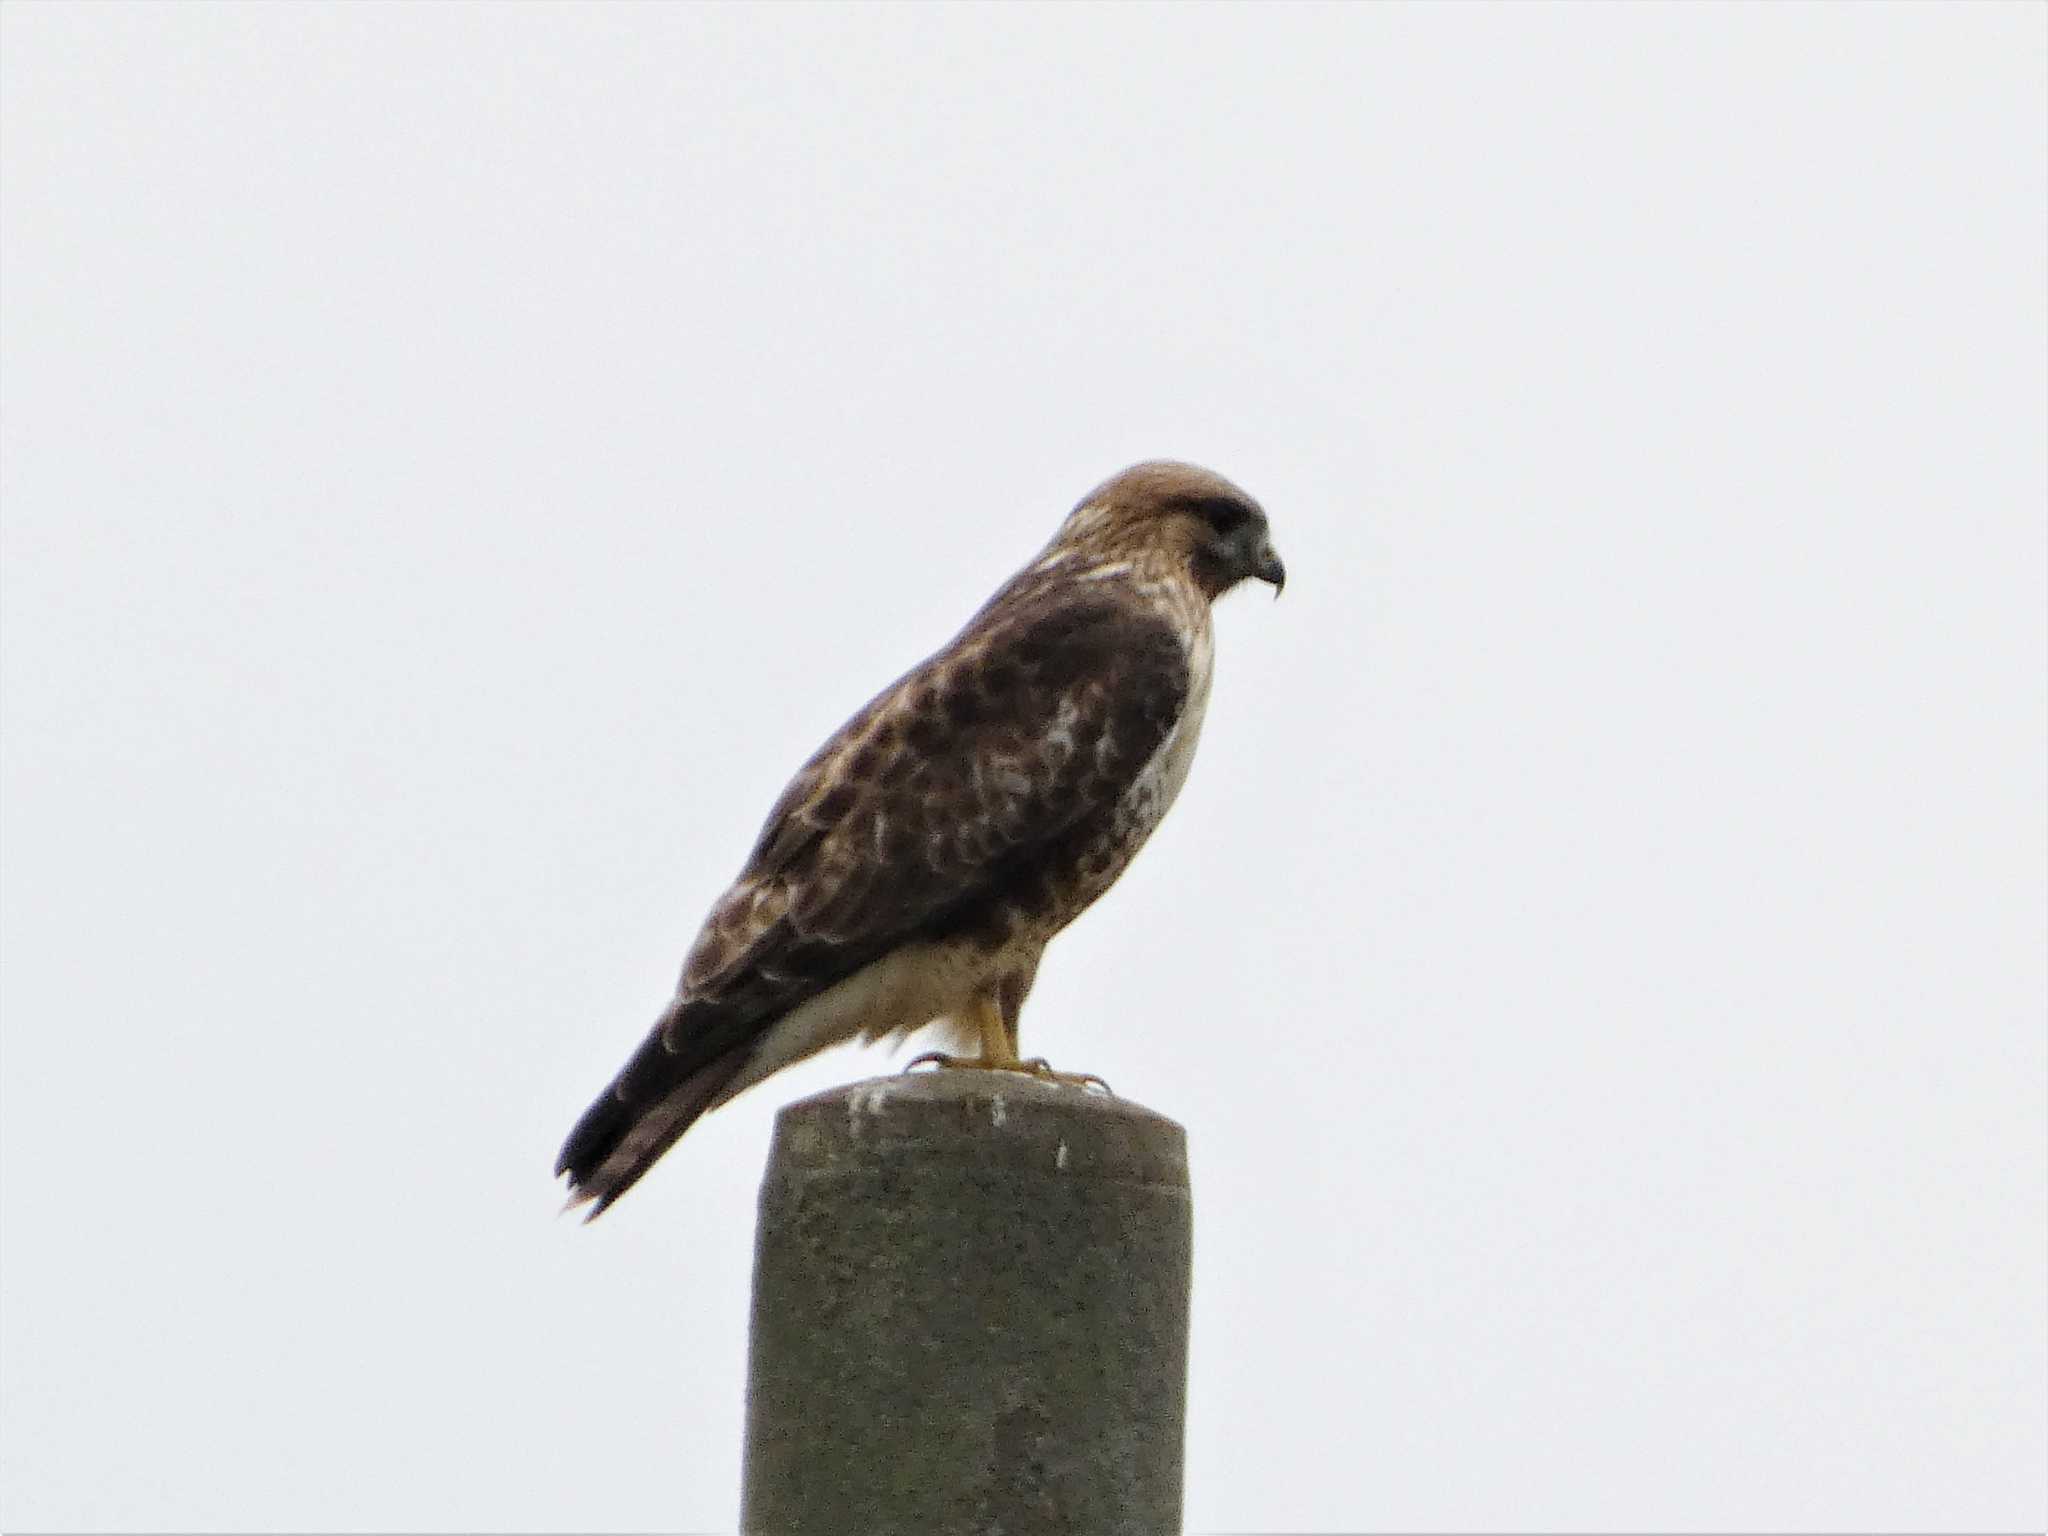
[[902, 1052, 1112, 1094]]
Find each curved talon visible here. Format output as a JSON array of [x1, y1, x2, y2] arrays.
[[1017, 1058, 1114, 1094], [903, 1051, 968, 1073]]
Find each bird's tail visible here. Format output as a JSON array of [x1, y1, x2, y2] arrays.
[[555, 999, 754, 1220]]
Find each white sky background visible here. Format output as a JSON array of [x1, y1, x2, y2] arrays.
[[2, 3, 2043, 1532]]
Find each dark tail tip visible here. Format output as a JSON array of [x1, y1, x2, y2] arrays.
[[555, 1012, 753, 1219]]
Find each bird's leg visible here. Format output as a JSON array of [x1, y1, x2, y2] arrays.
[[903, 997, 1112, 1093], [977, 992, 1021, 1066], [1000, 984, 1025, 1063], [904, 996, 1023, 1073]]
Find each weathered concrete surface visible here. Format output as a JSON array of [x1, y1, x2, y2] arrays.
[[740, 1069, 1192, 1536]]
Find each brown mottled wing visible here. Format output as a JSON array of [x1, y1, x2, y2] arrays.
[[678, 584, 1189, 1019], [555, 580, 1189, 1214]]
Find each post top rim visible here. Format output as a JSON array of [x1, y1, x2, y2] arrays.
[[767, 1069, 1189, 1188]]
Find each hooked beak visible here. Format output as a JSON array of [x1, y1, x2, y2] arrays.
[[1255, 537, 1286, 597]]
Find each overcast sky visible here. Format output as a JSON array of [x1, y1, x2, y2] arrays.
[[2, 4, 2043, 1533]]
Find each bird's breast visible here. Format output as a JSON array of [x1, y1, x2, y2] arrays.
[[1119, 621, 1212, 841], [1051, 599, 1214, 919]]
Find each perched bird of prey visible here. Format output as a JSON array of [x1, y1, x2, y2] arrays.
[[557, 461, 1284, 1217]]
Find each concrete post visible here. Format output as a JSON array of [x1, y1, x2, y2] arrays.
[[739, 1069, 1192, 1536]]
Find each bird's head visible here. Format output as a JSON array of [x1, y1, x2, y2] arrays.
[[1057, 460, 1285, 602]]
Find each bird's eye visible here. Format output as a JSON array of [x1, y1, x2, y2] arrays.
[[1176, 494, 1256, 536]]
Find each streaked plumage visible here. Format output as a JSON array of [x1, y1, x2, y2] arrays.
[[557, 461, 1283, 1216]]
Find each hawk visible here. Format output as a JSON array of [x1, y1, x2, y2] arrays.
[[557, 461, 1284, 1217]]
